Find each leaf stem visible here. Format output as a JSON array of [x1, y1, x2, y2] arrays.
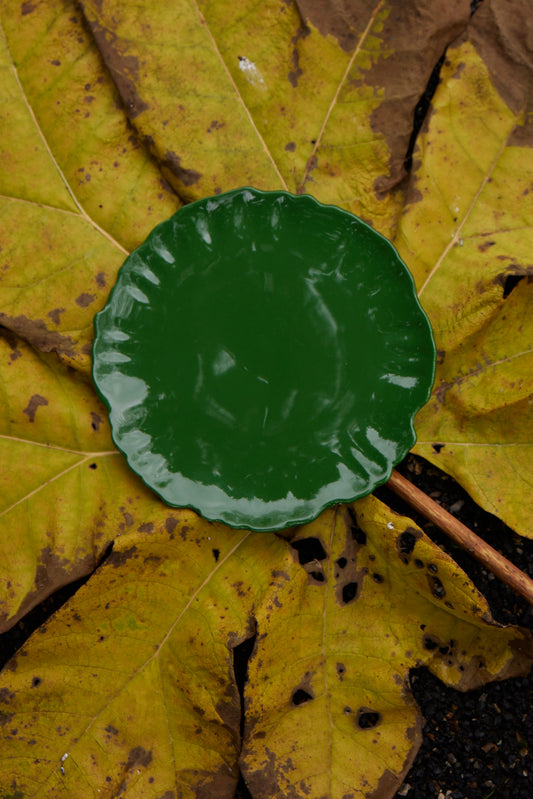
[[386, 469, 533, 606]]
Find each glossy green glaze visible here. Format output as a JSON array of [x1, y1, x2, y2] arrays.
[[92, 188, 435, 531]]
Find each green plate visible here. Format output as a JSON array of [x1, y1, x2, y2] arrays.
[[92, 188, 435, 532]]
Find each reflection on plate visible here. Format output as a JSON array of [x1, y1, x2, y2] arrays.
[[92, 188, 435, 532]]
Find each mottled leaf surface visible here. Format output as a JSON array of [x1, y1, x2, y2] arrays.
[[395, 0, 533, 536], [0, 499, 530, 799], [79, 0, 470, 237], [0, 0, 532, 797], [0, 0, 180, 374]]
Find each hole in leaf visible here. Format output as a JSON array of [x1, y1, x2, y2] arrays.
[[397, 530, 418, 561], [309, 571, 325, 582], [357, 709, 381, 729], [0, 542, 113, 670], [347, 506, 366, 545], [336, 557, 347, 569], [292, 688, 313, 706], [432, 443, 445, 454], [31, 677, 41, 687], [212, 548, 220, 562], [503, 274, 524, 299], [232, 631, 256, 740], [404, 51, 446, 172], [290, 537, 327, 565], [235, 773, 253, 799], [423, 635, 439, 651], [428, 575, 446, 599], [89, 463, 97, 469], [342, 581, 358, 604], [372, 573, 384, 583]]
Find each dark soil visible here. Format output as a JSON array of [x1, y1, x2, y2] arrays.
[[381, 456, 533, 799]]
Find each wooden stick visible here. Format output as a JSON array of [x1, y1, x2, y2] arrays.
[[386, 469, 533, 606]]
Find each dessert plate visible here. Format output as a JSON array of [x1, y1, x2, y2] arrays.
[[92, 188, 435, 531]]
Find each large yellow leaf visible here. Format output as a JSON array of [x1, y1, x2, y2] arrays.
[[394, 0, 533, 536], [0, 1, 180, 374], [79, 0, 470, 237], [0, 2, 532, 797], [0, 499, 530, 799]]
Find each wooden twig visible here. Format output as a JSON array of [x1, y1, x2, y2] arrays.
[[387, 469, 533, 606]]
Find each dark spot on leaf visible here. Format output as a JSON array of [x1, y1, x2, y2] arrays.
[[212, 548, 220, 562], [207, 120, 225, 133], [126, 746, 152, 770], [137, 522, 154, 534], [342, 581, 358, 604], [427, 563, 438, 574], [357, 709, 381, 729], [291, 537, 327, 564], [436, 349, 446, 365], [291, 688, 313, 706], [477, 239, 496, 252], [414, 559, 424, 569], [336, 663, 346, 680], [47, 307, 65, 326], [310, 571, 325, 582], [162, 151, 201, 187], [75, 292, 95, 308], [397, 528, 421, 563], [90, 412, 102, 431], [0, 315, 77, 359], [165, 517, 178, 536], [284, 141, 296, 152], [336, 556, 347, 569], [83, 19, 149, 119], [144, 554, 162, 566], [372, 573, 384, 583], [288, 23, 310, 86], [107, 546, 137, 568], [347, 506, 366, 545], [428, 575, 446, 599], [120, 509, 134, 528], [95, 272, 106, 288], [423, 635, 439, 651], [432, 442, 445, 454], [21, 1, 36, 14], [439, 645, 450, 655], [88, 463, 97, 470], [105, 725, 118, 735], [23, 394, 48, 423]]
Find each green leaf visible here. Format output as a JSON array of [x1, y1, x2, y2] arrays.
[[0, 499, 530, 798], [395, 0, 533, 537]]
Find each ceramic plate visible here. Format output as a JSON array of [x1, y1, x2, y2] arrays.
[[92, 188, 435, 531]]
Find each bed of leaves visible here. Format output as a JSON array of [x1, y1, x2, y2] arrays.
[[0, 0, 532, 797]]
